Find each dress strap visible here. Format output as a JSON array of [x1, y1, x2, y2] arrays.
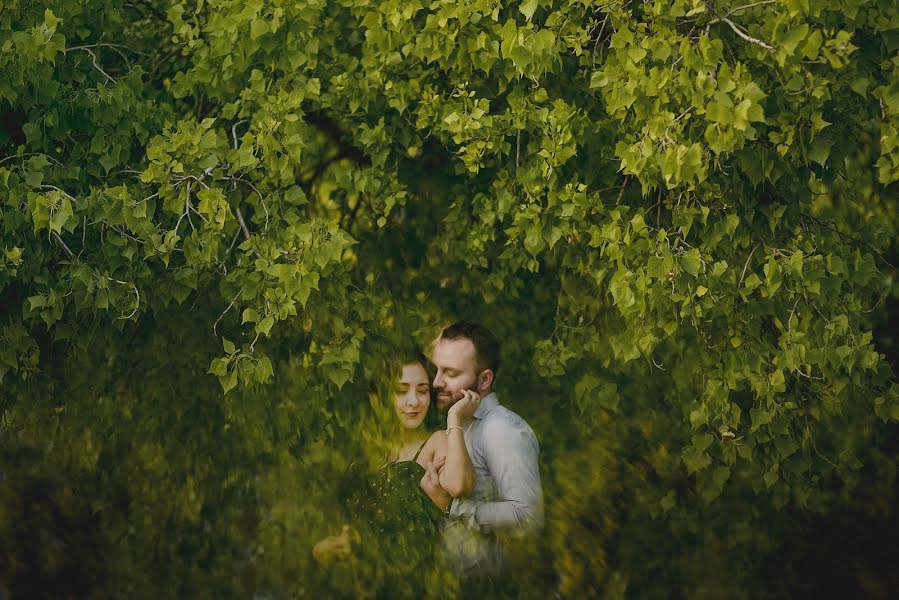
[[412, 436, 430, 461]]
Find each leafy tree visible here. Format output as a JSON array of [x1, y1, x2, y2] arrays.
[[2, 1, 898, 597]]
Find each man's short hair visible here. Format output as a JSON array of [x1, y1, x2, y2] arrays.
[[439, 322, 501, 375]]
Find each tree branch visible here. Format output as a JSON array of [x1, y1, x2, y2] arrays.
[[707, 17, 776, 52], [234, 207, 251, 241], [213, 290, 242, 336], [739, 243, 759, 288], [223, 176, 269, 233], [51, 232, 75, 258], [725, 1, 777, 17], [801, 213, 895, 270], [66, 46, 116, 83]]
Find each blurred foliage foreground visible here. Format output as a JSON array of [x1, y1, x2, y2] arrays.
[[2, 1, 899, 598]]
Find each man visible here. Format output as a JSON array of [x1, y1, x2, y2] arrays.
[[420, 322, 544, 579]]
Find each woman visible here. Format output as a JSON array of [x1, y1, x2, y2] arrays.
[[312, 353, 477, 596]]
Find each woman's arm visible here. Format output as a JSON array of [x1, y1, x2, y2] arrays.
[[437, 390, 478, 498]]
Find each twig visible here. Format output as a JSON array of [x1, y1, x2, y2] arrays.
[[707, 17, 776, 52], [68, 43, 144, 72], [225, 226, 242, 257], [0, 152, 63, 167], [124, 284, 140, 318], [516, 129, 521, 170], [805, 417, 839, 469], [738, 243, 759, 287], [174, 210, 188, 235], [801, 213, 895, 269], [783, 296, 802, 342], [616, 175, 629, 205], [39, 185, 78, 203], [225, 176, 269, 232], [101, 44, 132, 70], [110, 224, 146, 243], [67, 43, 146, 54], [80, 216, 86, 257], [213, 290, 242, 336], [66, 46, 116, 83], [106, 168, 144, 178], [184, 181, 196, 230], [109, 279, 141, 320], [592, 12, 610, 59], [725, 1, 777, 17], [234, 207, 251, 240], [187, 203, 208, 223], [175, 173, 210, 190], [52, 231, 74, 258], [231, 120, 247, 149]]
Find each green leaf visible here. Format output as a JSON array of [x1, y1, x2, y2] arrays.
[[770, 369, 785, 392], [681, 249, 701, 277], [610, 277, 635, 309], [682, 433, 713, 474], [27, 295, 46, 310], [257, 315, 275, 336], [48, 197, 73, 234], [807, 136, 833, 166], [219, 370, 238, 394], [519, 0, 539, 21], [524, 222, 545, 256], [750, 407, 773, 431], [255, 356, 274, 383], [744, 273, 762, 291]]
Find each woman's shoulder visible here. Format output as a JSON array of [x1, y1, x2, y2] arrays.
[[426, 429, 447, 448], [416, 429, 446, 463]]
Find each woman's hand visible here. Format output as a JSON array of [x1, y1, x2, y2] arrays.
[[312, 524, 355, 566], [420, 458, 452, 510], [447, 389, 480, 428]]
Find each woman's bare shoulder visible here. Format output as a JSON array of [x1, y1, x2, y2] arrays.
[[417, 430, 447, 465], [425, 429, 447, 451]]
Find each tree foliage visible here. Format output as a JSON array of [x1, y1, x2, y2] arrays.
[[2, 0, 898, 597]]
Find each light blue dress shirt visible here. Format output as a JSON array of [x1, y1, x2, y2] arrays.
[[443, 392, 543, 575]]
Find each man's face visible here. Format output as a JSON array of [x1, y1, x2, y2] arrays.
[[431, 338, 479, 411]]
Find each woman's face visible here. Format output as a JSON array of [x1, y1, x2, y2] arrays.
[[393, 363, 430, 430]]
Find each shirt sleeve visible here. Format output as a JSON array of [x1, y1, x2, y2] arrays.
[[450, 418, 543, 533]]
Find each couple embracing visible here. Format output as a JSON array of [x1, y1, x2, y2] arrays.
[[315, 322, 543, 596]]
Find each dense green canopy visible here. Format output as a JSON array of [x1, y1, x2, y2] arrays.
[[2, 1, 898, 597]]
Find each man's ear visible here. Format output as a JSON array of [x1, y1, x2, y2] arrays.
[[478, 369, 494, 393]]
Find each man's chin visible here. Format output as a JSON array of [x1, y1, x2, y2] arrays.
[[436, 397, 453, 411]]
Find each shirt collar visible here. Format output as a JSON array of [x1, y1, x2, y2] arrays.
[[474, 392, 499, 420]]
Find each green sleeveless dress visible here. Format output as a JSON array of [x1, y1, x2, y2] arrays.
[[332, 439, 449, 599], [369, 439, 443, 538]]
